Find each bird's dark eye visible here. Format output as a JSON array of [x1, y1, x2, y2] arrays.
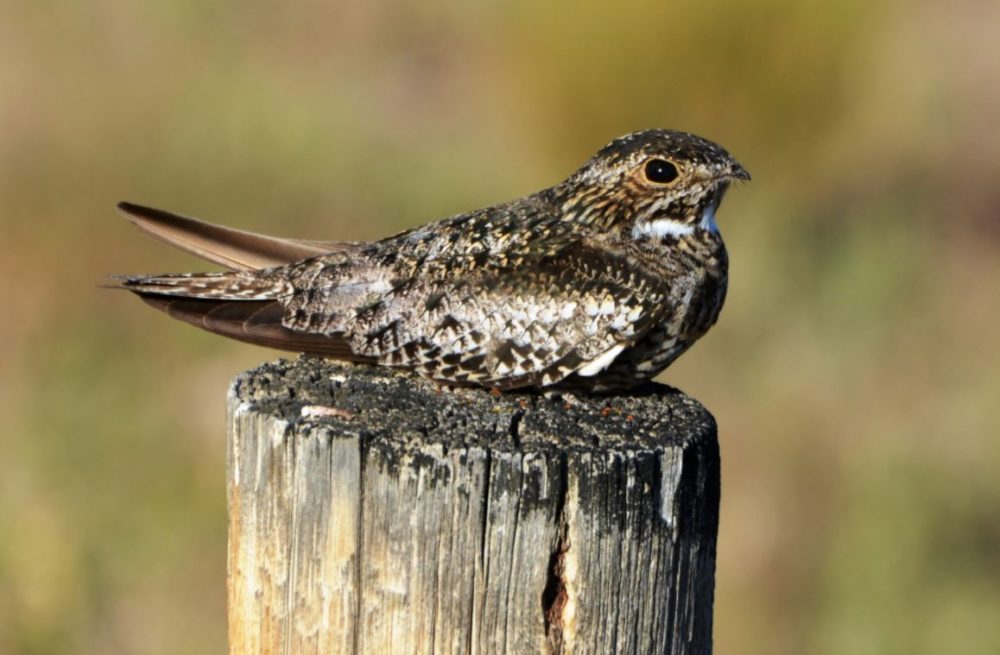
[[644, 159, 679, 184]]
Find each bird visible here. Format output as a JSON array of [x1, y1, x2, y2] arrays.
[[113, 129, 749, 392]]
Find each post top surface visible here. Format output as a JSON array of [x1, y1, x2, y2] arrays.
[[231, 357, 716, 453]]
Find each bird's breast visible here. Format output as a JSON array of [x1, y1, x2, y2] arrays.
[[568, 252, 728, 392]]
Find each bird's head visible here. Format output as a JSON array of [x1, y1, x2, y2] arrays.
[[554, 129, 749, 241]]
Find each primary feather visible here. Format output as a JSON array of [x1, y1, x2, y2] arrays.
[[118, 202, 352, 271]]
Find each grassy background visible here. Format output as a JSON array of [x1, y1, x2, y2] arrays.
[[2, 1, 998, 653]]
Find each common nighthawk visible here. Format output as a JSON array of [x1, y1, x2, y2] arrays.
[[114, 129, 748, 392]]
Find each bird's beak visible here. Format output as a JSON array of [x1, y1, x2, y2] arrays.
[[730, 162, 751, 182], [700, 162, 751, 186]]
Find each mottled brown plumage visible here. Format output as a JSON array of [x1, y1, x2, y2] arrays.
[[114, 129, 748, 392]]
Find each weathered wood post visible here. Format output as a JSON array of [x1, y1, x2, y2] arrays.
[[226, 356, 720, 654]]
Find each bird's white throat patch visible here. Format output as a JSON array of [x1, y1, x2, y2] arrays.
[[632, 219, 694, 240], [632, 203, 720, 241]]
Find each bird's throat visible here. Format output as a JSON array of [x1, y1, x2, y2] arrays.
[[699, 203, 719, 234]]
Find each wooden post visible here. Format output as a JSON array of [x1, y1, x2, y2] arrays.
[[226, 357, 720, 655]]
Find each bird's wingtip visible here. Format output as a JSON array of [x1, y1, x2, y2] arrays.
[[116, 201, 147, 218]]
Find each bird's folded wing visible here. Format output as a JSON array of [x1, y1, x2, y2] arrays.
[[281, 235, 669, 388]]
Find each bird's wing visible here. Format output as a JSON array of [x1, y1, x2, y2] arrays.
[[279, 222, 671, 388], [118, 202, 355, 271], [117, 200, 672, 387]]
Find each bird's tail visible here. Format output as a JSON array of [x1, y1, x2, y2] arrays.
[[113, 271, 283, 300], [111, 272, 366, 359], [110, 203, 369, 359]]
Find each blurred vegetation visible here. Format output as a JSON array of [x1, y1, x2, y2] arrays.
[[1, 1, 998, 653]]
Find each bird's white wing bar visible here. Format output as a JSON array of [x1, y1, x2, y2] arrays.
[[576, 343, 626, 377]]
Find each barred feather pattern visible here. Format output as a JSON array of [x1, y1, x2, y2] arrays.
[[118, 272, 287, 300]]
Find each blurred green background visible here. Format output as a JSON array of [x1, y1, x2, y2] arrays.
[[2, 1, 998, 653]]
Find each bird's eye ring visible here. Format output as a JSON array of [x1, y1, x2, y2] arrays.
[[643, 159, 679, 184]]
